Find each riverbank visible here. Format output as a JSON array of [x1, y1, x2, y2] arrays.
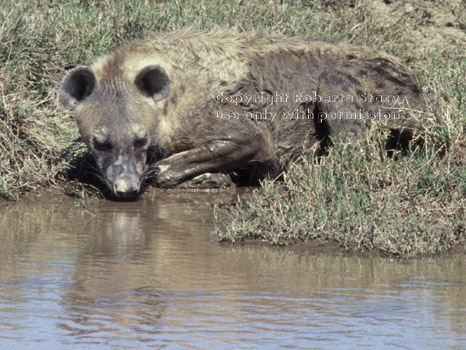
[[1, 0, 464, 257]]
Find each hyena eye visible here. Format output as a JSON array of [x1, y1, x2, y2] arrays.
[[134, 137, 148, 149], [93, 137, 113, 152]]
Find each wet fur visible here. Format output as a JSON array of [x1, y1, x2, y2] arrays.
[[59, 28, 424, 195]]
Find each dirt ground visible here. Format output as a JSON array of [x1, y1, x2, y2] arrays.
[[356, 0, 465, 53]]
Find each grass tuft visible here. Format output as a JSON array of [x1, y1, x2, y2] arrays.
[[217, 118, 465, 256]]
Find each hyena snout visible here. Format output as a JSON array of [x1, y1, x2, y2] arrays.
[[105, 154, 145, 199], [112, 175, 140, 199]]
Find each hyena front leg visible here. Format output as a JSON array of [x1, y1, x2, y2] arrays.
[[153, 135, 274, 188]]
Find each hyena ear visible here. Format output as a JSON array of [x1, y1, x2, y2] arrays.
[[134, 65, 172, 101], [59, 66, 96, 109]]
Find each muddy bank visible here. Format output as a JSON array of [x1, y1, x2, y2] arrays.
[[4, 186, 463, 258]]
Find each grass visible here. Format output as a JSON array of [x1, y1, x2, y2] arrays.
[[0, 0, 465, 256], [216, 122, 465, 257]]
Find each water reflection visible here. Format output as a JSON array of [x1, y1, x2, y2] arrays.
[[0, 191, 465, 349]]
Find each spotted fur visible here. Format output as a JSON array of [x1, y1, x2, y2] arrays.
[[59, 28, 424, 199]]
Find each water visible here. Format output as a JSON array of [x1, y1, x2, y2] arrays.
[[0, 191, 465, 349]]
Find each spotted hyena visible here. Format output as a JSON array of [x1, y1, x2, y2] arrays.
[[59, 29, 424, 199]]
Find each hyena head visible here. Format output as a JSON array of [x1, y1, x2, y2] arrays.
[[59, 62, 172, 199]]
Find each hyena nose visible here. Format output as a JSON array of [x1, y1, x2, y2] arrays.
[[113, 178, 140, 199]]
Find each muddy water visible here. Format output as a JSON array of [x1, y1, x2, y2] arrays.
[[0, 191, 465, 350]]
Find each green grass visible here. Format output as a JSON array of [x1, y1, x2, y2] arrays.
[[216, 123, 465, 257], [0, 0, 465, 256]]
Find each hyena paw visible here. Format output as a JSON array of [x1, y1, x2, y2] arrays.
[[177, 173, 234, 189]]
